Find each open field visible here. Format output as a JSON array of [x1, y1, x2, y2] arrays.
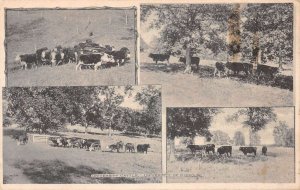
[[140, 59, 293, 107], [6, 9, 136, 86], [167, 146, 294, 183], [3, 128, 162, 184]]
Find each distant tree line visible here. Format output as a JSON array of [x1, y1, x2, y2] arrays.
[[3, 86, 161, 136]]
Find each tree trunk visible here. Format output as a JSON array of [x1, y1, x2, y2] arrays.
[[183, 46, 192, 74], [252, 31, 260, 74], [108, 124, 112, 137], [85, 123, 88, 134], [169, 137, 176, 162], [228, 4, 241, 62]]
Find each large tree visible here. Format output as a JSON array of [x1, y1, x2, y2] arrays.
[[273, 121, 294, 147], [167, 108, 219, 161], [227, 107, 276, 145], [141, 4, 231, 73]]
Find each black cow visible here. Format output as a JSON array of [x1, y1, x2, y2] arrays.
[[106, 47, 131, 66], [262, 146, 267, 156], [239, 146, 257, 156], [17, 134, 28, 145], [76, 53, 115, 70], [137, 144, 150, 154], [205, 144, 215, 154], [217, 146, 232, 156], [36, 47, 48, 66], [256, 64, 279, 77], [187, 144, 206, 154], [62, 48, 77, 64], [214, 62, 227, 77], [225, 62, 252, 75], [15, 54, 37, 70], [125, 143, 135, 153], [109, 141, 124, 153], [178, 56, 200, 72], [149, 53, 170, 64]]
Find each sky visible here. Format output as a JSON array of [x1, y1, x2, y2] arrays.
[[175, 107, 294, 146]]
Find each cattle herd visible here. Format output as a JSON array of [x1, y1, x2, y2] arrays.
[[148, 53, 280, 78], [11, 133, 151, 154], [186, 144, 268, 157], [14, 39, 131, 71]]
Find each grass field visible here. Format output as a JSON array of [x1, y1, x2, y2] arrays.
[[140, 54, 293, 107], [6, 9, 136, 86], [3, 128, 162, 184], [167, 146, 294, 183]]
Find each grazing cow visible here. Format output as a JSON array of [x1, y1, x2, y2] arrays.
[[125, 143, 135, 153], [217, 146, 232, 156], [262, 146, 267, 156], [137, 144, 150, 154], [214, 62, 228, 77], [187, 145, 206, 155], [256, 64, 279, 77], [149, 53, 170, 64], [178, 56, 200, 72], [15, 54, 37, 70], [205, 144, 215, 154], [239, 146, 257, 156], [17, 134, 28, 145], [76, 52, 115, 71], [106, 48, 131, 66]]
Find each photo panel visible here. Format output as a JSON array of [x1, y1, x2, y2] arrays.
[[3, 85, 162, 184], [140, 3, 293, 107], [5, 7, 137, 87], [166, 107, 295, 183]]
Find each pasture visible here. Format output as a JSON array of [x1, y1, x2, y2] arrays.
[[167, 146, 294, 183], [3, 128, 162, 184], [6, 9, 136, 86], [140, 53, 293, 107]]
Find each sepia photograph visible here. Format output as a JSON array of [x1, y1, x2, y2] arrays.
[[166, 107, 295, 183], [140, 4, 293, 107], [3, 85, 162, 183], [5, 8, 137, 87]]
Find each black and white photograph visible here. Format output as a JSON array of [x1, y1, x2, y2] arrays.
[[5, 8, 137, 86], [166, 107, 295, 183], [3, 85, 162, 183], [140, 4, 293, 107]]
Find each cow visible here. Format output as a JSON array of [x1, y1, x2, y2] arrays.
[[137, 144, 150, 154], [214, 62, 228, 77], [15, 54, 37, 70], [76, 52, 115, 71], [205, 144, 215, 154], [256, 64, 279, 77], [217, 146, 232, 156], [262, 146, 267, 156], [187, 144, 206, 155], [89, 142, 101, 151], [40, 50, 52, 65], [125, 143, 135, 153], [149, 53, 170, 64], [62, 48, 78, 64], [17, 134, 28, 145], [239, 146, 257, 156], [109, 141, 124, 153], [225, 62, 252, 75], [106, 47, 131, 66], [36, 47, 48, 66], [178, 56, 200, 72]]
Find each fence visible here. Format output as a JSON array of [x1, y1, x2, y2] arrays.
[[27, 133, 59, 144]]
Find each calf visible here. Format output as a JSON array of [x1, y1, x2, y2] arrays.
[[137, 144, 150, 154], [217, 146, 232, 156], [262, 146, 267, 156], [15, 54, 37, 70], [239, 146, 257, 156], [125, 143, 135, 153], [178, 56, 200, 72], [149, 53, 170, 64]]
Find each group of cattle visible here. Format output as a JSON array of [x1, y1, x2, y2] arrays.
[[14, 44, 131, 71], [48, 136, 151, 154], [187, 144, 268, 157], [148, 53, 280, 78]]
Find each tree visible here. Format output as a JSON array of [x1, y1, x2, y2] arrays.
[[249, 132, 261, 146], [141, 4, 231, 73], [211, 130, 231, 145], [273, 121, 294, 147], [233, 131, 245, 146], [227, 107, 276, 145], [167, 108, 219, 161], [242, 4, 293, 68]]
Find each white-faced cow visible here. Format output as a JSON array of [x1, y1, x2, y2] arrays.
[[76, 52, 115, 71], [15, 54, 37, 70]]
